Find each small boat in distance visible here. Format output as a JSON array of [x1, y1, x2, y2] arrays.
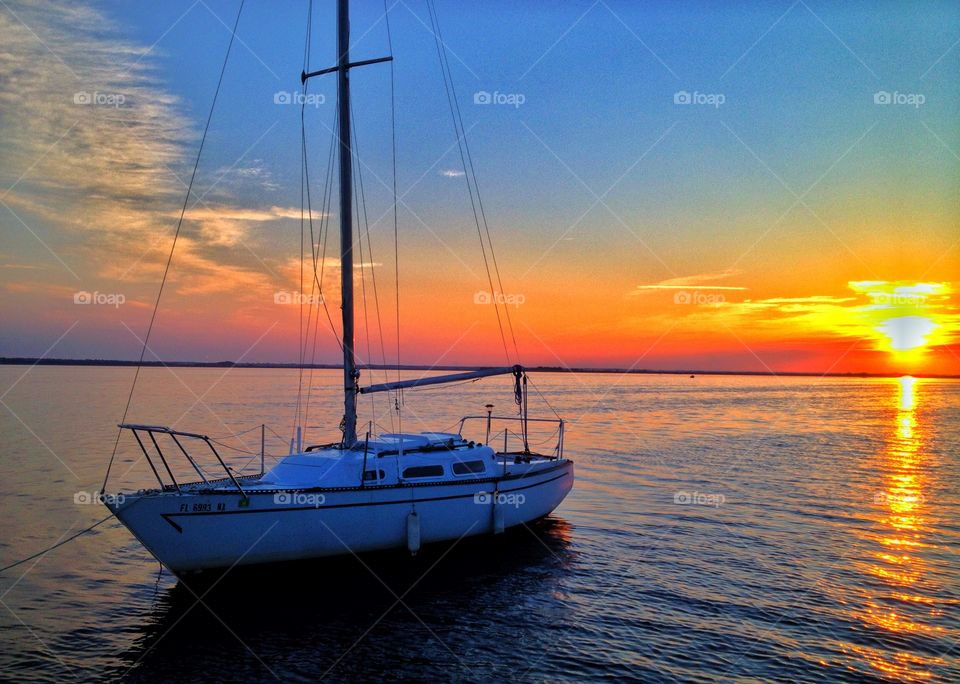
[[102, 0, 574, 575]]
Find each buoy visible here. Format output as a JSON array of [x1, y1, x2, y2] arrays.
[[492, 492, 505, 535], [406, 510, 421, 555]]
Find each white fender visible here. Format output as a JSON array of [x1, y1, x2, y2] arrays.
[[492, 492, 505, 535], [407, 510, 421, 555]]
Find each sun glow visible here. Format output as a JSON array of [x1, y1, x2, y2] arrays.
[[848, 281, 952, 365]]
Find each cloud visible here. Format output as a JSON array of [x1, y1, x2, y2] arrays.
[[633, 281, 959, 358], [211, 160, 279, 192], [0, 1, 286, 305], [631, 268, 747, 295], [0, 3, 190, 208], [440, 169, 465, 178], [180, 205, 326, 247]]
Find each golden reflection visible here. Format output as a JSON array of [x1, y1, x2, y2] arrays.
[[846, 644, 943, 682], [853, 376, 943, 681]]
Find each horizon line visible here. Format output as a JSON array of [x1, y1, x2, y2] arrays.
[[0, 357, 955, 380]]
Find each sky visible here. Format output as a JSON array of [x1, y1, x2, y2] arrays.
[[0, 0, 958, 375]]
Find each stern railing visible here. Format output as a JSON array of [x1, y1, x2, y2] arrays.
[[457, 415, 564, 461]]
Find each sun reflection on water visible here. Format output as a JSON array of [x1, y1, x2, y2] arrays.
[[853, 376, 947, 681]]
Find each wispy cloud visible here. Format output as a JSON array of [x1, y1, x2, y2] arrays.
[[439, 169, 465, 178], [631, 268, 747, 295], [632, 281, 959, 358], [0, 1, 282, 303], [181, 206, 326, 247], [210, 160, 279, 193]]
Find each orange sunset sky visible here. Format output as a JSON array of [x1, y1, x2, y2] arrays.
[[1, 1, 958, 375]]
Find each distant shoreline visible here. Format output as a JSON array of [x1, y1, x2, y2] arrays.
[[1, 357, 955, 380]]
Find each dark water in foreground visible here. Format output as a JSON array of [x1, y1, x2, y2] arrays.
[[0, 367, 958, 682]]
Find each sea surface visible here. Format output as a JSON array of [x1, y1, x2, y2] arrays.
[[0, 367, 957, 682]]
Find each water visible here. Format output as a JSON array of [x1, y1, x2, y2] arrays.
[[0, 367, 957, 682]]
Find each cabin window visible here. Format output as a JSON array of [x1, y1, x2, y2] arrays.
[[403, 465, 444, 478], [363, 469, 386, 481], [452, 460, 486, 475]]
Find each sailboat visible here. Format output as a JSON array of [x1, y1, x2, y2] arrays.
[[102, 0, 574, 575]]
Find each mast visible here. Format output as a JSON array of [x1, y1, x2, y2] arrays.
[[300, 0, 391, 448], [337, 0, 358, 447]]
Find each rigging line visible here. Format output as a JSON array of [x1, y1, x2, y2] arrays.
[[299, 95, 323, 369], [351, 134, 390, 430], [0, 515, 114, 575], [350, 103, 396, 431], [102, 0, 246, 494], [301, 83, 340, 431], [302, 72, 342, 368], [296, 154, 304, 433], [526, 376, 562, 421], [265, 423, 292, 445], [296, 0, 320, 435], [295, 1, 311, 436], [207, 438, 263, 455], [428, 1, 520, 362], [303, 107, 342, 435], [301, 278, 326, 438], [353, 139, 377, 421], [424, 0, 511, 365], [304, 111, 343, 436], [314, 102, 343, 348], [383, 0, 403, 427], [299, 91, 325, 432], [209, 424, 266, 440], [295, 0, 315, 434]]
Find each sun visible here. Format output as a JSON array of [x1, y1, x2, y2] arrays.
[[848, 281, 951, 365]]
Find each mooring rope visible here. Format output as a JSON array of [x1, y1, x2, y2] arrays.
[[0, 515, 114, 575]]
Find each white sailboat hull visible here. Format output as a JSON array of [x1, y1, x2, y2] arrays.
[[107, 460, 573, 574]]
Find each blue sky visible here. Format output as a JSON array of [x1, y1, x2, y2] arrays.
[[1, 1, 958, 371]]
